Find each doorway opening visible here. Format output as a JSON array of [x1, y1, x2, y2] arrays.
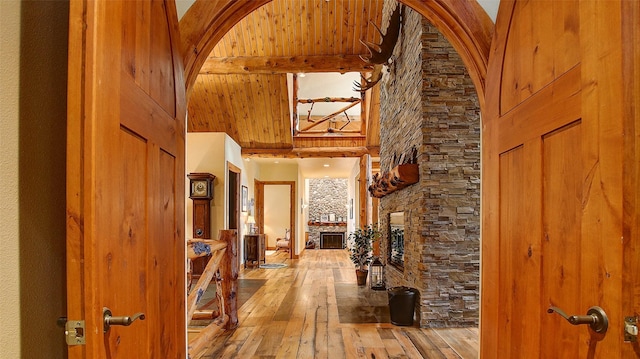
[[255, 180, 296, 259], [181, 0, 486, 336], [227, 162, 241, 231]]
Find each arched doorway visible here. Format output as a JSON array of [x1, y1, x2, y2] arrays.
[[178, 0, 489, 329], [180, 1, 639, 357]]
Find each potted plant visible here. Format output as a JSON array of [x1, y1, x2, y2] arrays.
[[347, 224, 381, 286]]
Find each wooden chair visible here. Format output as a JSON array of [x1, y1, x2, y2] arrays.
[[275, 229, 291, 252]]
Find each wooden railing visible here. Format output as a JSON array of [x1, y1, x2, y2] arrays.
[[186, 230, 239, 357]]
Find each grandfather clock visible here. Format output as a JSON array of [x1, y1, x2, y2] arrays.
[[188, 172, 215, 238], [188, 172, 215, 284]]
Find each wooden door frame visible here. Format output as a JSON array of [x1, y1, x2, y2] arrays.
[[255, 180, 296, 259], [227, 162, 241, 232], [176, 2, 639, 357]]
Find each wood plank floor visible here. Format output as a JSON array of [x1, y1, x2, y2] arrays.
[[193, 249, 479, 359]]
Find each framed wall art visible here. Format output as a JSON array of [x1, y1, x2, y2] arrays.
[[241, 185, 248, 212]]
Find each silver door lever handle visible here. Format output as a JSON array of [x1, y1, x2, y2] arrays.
[[103, 307, 146, 333], [547, 306, 608, 334]]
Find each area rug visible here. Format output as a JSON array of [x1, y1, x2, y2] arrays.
[[190, 278, 266, 327], [194, 278, 267, 311], [259, 263, 287, 269], [334, 282, 390, 324]]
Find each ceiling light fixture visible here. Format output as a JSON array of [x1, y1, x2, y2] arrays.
[[323, 164, 330, 167], [297, 72, 306, 78]]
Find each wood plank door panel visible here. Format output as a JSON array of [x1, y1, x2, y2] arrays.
[[482, 1, 633, 357], [540, 122, 583, 358], [622, 1, 640, 358], [67, 0, 186, 357], [497, 143, 542, 358]]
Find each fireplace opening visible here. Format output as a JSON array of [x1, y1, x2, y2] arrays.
[[320, 232, 344, 249]]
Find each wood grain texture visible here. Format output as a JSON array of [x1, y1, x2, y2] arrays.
[[193, 250, 478, 359], [482, 0, 631, 357], [242, 146, 370, 158], [66, 0, 186, 357], [621, 2, 640, 357], [187, 231, 239, 356], [200, 55, 371, 74], [499, 0, 579, 114], [578, 1, 625, 357], [541, 122, 581, 358]]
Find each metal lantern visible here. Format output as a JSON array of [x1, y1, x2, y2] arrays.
[[369, 257, 386, 290]]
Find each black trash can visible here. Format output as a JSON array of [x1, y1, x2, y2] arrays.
[[387, 286, 418, 326]]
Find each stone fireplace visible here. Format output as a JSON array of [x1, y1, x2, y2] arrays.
[[377, 2, 480, 328], [320, 232, 344, 249], [307, 178, 348, 249]]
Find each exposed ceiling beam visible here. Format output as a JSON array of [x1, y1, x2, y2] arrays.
[[242, 147, 374, 158], [200, 55, 372, 74]]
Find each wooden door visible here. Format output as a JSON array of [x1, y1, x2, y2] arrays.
[[66, 0, 186, 357], [482, 1, 639, 358]]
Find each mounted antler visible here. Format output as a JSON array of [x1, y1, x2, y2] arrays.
[[353, 4, 404, 92], [360, 4, 404, 65], [352, 64, 384, 92]]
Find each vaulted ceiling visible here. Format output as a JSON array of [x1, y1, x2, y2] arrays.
[[187, 0, 387, 158], [183, 0, 498, 160]]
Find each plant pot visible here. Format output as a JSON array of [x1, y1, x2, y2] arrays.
[[355, 269, 368, 286]]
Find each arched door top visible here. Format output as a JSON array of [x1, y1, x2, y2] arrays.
[[179, 0, 493, 108]]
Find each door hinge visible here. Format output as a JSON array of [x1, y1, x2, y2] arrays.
[[58, 317, 86, 346], [625, 316, 638, 343]]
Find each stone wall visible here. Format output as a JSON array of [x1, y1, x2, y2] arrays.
[[378, 1, 480, 327], [308, 178, 348, 247]]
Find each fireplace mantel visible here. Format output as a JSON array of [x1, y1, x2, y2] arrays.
[[308, 221, 346, 226]]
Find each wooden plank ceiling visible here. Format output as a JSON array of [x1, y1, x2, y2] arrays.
[[187, 0, 386, 157]]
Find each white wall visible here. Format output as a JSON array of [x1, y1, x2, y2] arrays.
[[186, 133, 262, 265], [258, 162, 298, 181], [243, 158, 260, 208], [1, 2, 21, 357], [224, 135, 248, 233], [186, 133, 228, 238], [2, 2, 68, 357], [347, 160, 361, 239], [299, 177, 309, 254]]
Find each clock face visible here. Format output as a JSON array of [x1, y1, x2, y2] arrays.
[[192, 180, 208, 197]]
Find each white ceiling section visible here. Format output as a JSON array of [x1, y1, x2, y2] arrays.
[[297, 72, 362, 116], [250, 157, 359, 179]]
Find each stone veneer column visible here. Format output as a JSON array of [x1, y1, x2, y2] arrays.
[[378, 1, 480, 328]]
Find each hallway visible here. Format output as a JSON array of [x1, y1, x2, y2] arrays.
[[194, 249, 478, 358]]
